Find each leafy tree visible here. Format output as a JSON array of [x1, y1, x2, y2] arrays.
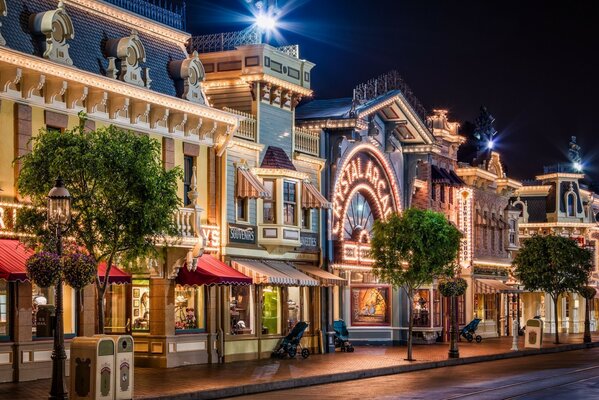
[[513, 235, 592, 344], [16, 114, 182, 333], [371, 209, 461, 361]]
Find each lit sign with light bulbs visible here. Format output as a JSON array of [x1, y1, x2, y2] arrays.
[[458, 188, 474, 268]]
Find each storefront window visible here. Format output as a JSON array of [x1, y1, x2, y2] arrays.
[[230, 285, 254, 334], [413, 289, 430, 327], [287, 286, 300, 332], [0, 282, 8, 338], [302, 287, 311, 330], [351, 286, 391, 326], [105, 284, 128, 334], [263, 180, 276, 223], [132, 280, 150, 332], [475, 293, 497, 321], [32, 284, 76, 337], [175, 286, 205, 331], [262, 286, 281, 335]]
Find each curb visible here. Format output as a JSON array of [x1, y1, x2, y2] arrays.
[[140, 341, 599, 400]]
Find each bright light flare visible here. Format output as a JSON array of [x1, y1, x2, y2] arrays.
[[487, 140, 494, 150], [574, 161, 583, 172], [255, 12, 277, 31]]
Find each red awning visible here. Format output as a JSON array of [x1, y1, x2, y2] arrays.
[[98, 263, 132, 285], [0, 239, 32, 282], [176, 254, 252, 286]]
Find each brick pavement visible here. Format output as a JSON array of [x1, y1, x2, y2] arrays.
[[0, 333, 597, 400]]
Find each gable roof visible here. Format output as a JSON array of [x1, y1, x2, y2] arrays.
[[260, 146, 296, 171]]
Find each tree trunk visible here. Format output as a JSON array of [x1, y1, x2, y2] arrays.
[[584, 296, 591, 344], [553, 295, 560, 344], [448, 295, 459, 358], [97, 283, 106, 334], [407, 287, 414, 361]]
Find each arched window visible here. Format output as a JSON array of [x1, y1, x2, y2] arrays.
[[567, 192, 576, 217]]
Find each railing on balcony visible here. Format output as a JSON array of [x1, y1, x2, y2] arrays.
[[104, 0, 186, 31], [174, 207, 198, 238], [294, 127, 320, 157], [191, 28, 262, 54], [276, 45, 299, 58], [224, 107, 257, 142]]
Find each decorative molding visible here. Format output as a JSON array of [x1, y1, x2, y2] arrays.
[[66, 85, 87, 109], [30, 1, 75, 66], [45, 80, 67, 104], [63, 0, 190, 44], [0, 67, 21, 92], [105, 30, 148, 88], [168, 51, 207, 104]]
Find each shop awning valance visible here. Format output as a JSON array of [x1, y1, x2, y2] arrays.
[[302, 182, 331, 209], [236, 167, 270, 199], [431, 165, 451, 184], [293, 264, 346, 286], [476, 278, 521, 294], [176, 255, 252, 286], [231, 259, 302, 286], [0, 239, 31, 282], [98, 263, 132, 285], [263, 261, 319, 286]]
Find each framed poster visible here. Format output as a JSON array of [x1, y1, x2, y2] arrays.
[[133, 289, 140, 298], [350, 285, 391, 326], [133, 299, 140, 308]]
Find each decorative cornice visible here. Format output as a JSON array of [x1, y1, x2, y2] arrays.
[[64, 0, 190, 45], [241, 74, 313, 96], [535, 172, 585, 181], [294, 153, 326, 169], [230, 138, 264, 152], [0, 46, 240, 127], [519, 222, 596, 229], [251, 167, 310, 180]]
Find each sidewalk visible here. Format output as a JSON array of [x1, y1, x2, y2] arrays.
[[1, 333, 598, 400]]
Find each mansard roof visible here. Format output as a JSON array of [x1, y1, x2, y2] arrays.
[[4, 0, 188, 97]]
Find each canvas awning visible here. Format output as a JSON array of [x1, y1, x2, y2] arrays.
[[431, 165, 451, 184], [175, 254, 252, 286], [476, 278, 521, 294], [236, 167, 270, 198], [293, 264, 346, 286], [302, 182, 331, 209], [0, 239, 31, 282], [262, 261, 319, 286], [98, 263, 132, 285], [231, 259, 297, 285]]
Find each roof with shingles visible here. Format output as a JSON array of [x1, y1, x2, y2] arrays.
[[260, 146, 296, 171]]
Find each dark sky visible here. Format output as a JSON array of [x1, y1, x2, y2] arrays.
[[186, 0, 599, 183]]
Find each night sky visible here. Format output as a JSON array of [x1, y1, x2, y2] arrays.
[[186, 0, 599, 183]]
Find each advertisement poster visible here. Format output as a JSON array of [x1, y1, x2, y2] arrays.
[[351, 286, 390, 326]]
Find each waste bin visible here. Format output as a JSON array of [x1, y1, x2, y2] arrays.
[[524, 318, 543, 349], [110, 335, 134, 400], [70, 336, 116, 400], [35, 304, 55, 337]]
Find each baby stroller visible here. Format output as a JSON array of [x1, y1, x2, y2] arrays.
[[272, 321, 310, 359], [460, 318, 483, 343], [333, 320, 354, 352]]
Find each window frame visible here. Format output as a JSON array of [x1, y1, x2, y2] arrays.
[[236, 197, 248, 222], [183, 155, 194, 207], [283, 180, 297, 226], [0, 281, 9, 340], [262, 179, 276, 224], [174, 285, 207, 334], [301, 208, 311, 230]]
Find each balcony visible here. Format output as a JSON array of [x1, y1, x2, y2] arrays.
[[294, 127, 320, 157], [173, 207, 220, 251], [104, 0, 186, 31], [224, 108, 257, 142]]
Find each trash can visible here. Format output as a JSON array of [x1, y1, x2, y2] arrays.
[[35, 304, 55, 337], [70, 336, 116, 400], [111, 335, 134, 400], [524, 318, 543, 349]]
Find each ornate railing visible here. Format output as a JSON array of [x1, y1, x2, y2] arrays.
[[224, 107, 257, 142], [294, 127, 320, 156], [276, 45, 299, 58], [174, 207, 197, 238], [191, 28, 262, 53], [103, 0, 186, 31]]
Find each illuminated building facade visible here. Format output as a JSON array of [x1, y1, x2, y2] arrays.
[[510, 137, 599, 334]]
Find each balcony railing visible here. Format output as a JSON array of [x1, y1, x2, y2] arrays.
[[294, 127, 320, 157], [174, 207, 199, 238], [224, 107, 257, 142], [104, 0, 186, 31]]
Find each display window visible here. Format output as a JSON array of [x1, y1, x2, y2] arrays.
[[132, 279, 150, 332], [475, 293, 497, 321], [350, 286, 391, 326], [175, 286, 205, 332], [0, 282, 8, 338], [262, 286, 281, 335], [32, 284, 76, 337], [413, 289, 430, 327], [104, 284, 128, 334], [230, 285, 254, 335], [433, 289, 441, 327]]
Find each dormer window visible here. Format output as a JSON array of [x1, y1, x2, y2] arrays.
[[169, 51, 208, 104], [30, 1, 74, 65], [105, 30, 150, 88]]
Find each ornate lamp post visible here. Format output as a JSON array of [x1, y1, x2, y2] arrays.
[[47, 177, 71, 400]]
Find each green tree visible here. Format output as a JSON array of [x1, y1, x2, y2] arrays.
[[16, 114, 182, 333], [371, 209, 461, 361], [513, 235, 592, 344]]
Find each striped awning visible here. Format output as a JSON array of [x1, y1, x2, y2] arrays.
[[263, 261, 319, 286], [236, 167, 270, 198], [476, 278, 521, 294], [231, 259, 297, 285], [293, 264, 346, 286], [302, 182, 331, 209]]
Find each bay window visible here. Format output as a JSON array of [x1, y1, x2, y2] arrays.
[[283, 181, 296, 225], [263, 180, 276, 223]]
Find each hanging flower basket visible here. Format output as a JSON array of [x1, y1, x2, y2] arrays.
[[26, 252, 62, 288], [438, 277, 468, 297], [579, 286, 597, 300], [62, 253, 97, 289]]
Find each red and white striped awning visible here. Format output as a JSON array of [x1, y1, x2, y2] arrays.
[[293, 263, 346, 286], [263, 261, 318, 286], [236, 167, 270, 198], [302, 182, 331, 209], [231, 259, 317, 286], [475, 278, 521, 294]]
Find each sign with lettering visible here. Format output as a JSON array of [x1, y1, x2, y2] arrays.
[[228, 224, 256, 245], [298, 232, 319, 252]]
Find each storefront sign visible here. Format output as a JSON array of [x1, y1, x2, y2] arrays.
[[201, 225, 220, 252], [458, 188, 473, 268], [228, 224, 256, 245], [298, 232, 319, 251], [350, 286, 391, 326]]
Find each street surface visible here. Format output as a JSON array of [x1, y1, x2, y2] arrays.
[[233, 347, 599, 399]]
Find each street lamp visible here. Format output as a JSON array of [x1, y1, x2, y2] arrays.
[[47, 177, 71, 400]]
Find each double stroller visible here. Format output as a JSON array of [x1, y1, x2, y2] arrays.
[[333, 320, 354, 352], [272, 321, 310, 359]]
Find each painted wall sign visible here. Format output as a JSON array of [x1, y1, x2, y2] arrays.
[[298, 232, 319, 251], [228, 223, 257, 245]]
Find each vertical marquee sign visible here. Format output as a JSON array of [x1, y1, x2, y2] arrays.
[[458, 188, 473, 268]]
